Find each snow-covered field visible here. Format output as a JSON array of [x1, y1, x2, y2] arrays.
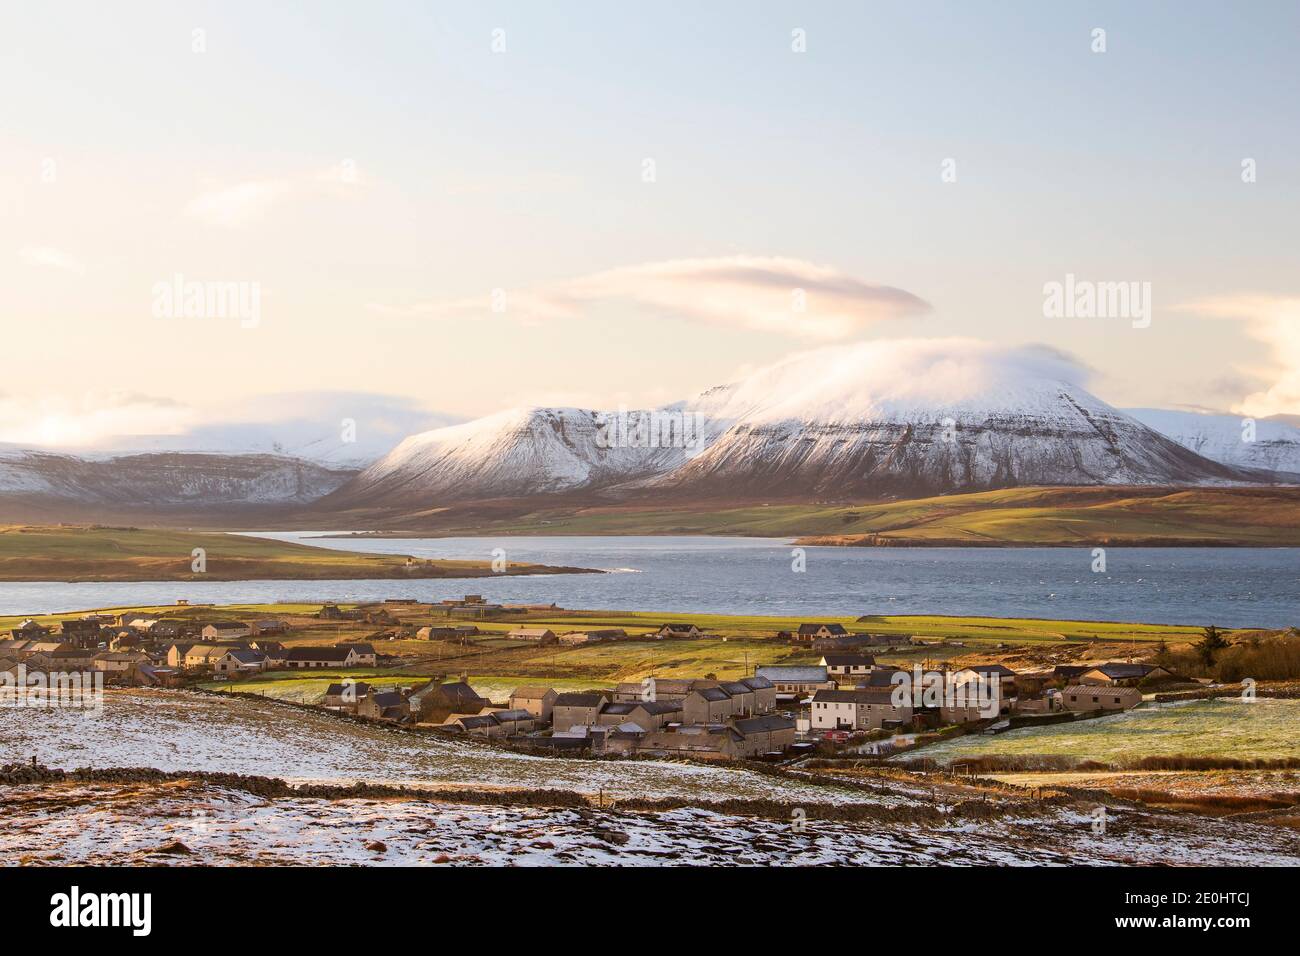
[[5, 782, 1299, 866], [0, 689, 893, 805]]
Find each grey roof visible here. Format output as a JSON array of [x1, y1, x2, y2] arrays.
[[693, 686, 732, 702], [740, 675, 774, 691], [733, 715, 796, 735], [719, 681, 752, 695], [553, 691, 607, 707], [224, 650, 266, 664], [493, 709, 535, 721], [959, 663, 1018, 678], [639, 700, 684, 715], [755, 665, 828, 683], [798, 622, 847, 635], [1085, 662, 1156, 679], [285, 646, 351, 662], [822, 654, 875, 667], [370, 691, 406, 709]]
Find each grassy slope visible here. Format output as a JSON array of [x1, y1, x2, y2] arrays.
[[0, 525, 591, 582], [333, 486, 1300, 546]]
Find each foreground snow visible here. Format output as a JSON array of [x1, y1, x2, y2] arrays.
[[5, 782, 1298, 866]]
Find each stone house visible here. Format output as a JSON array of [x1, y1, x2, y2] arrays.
[[508, 686, 557, 721], [551, 691, 608, 733]]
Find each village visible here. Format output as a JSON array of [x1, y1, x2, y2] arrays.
[[0, 594, 1190, 764]]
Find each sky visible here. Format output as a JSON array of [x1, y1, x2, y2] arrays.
[[2, 0, 1298, 452]]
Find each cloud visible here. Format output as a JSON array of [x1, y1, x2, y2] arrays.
[[185, 163, 366, 228], [1181, 295, 1300, 417], [184, 180, 289, 228], [700, 337, 1095, 424], [368, 256, 930, 340], [0, 391, 193, 448], [19, 246, 85, 275], [0, 389, 456, 465]]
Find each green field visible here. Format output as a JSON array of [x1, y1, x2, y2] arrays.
[[332, 486, 1300, 546], [0, 525, 592, 582], [915, 698, 1300, 766]]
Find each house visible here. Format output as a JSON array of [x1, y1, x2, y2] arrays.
[[417, 624, 479, 642], [811, 688, 912, 731], [942, 665, 1018, 722], [656, 623, 702, 639], [213, 649, 268, 676], [126, 617, 161, 634], [820, 653, 875, 681], [150, 621, 192, 641], [408, 679, 490, 722], [165, 643, 196, 668], [732, 714, 797, 756], [0, 640, 33, 656], [284, 646, 365, 669], [1077, 662, 1172, 686], [27, 648, 98, 672], [792, 623, 849, 644], [1062, 685, 1143, 713], [719, 680, 759, 715], [92, 651, 152, 681], [10, 620, 51, 641], [108, 632, 143, 652], [683, 686, 735, 724], [612, 677, 698, 702], [359, 690, 410, 722], [638, 725, 746, 760], [754, 665, 834, 699], [739, 675, 777, 712], [596, 700, 682, 731], [323, 680, 371, 711], [509, 686, 558, 721], [490, 708, 538, 735], [507, 628, 557, 643], [60, 619, 106, 646], [251, 620, 289, 636], [183, 644, 247, 670], [201, 621, 252, 641], [318, 603, 344, 620], [551, 691, 608, 733], [337, 643, 377, 666], [451, 714, 502, 736], [250, 641, 286, 666]]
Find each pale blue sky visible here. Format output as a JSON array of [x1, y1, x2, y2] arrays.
[[2, 1, 1297, 446]]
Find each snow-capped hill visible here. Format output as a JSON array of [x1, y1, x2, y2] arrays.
[[1125, 408, 1300, 476], [325, 339, 1278, 508], [0, 449, 355, 508], [326, 406, 697, 506], [652, 340, 1252, 497]]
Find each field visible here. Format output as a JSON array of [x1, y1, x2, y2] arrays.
[[0, 525, 594, 582], [913, 698, 1300, 768], [323, 486, 1300, 546]]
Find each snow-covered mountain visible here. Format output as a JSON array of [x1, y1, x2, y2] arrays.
[[1125, 408, 1300, 477], [324, 406, 707, 507], [0, 445, 355, 509], [324, 340, 1276, 508]]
